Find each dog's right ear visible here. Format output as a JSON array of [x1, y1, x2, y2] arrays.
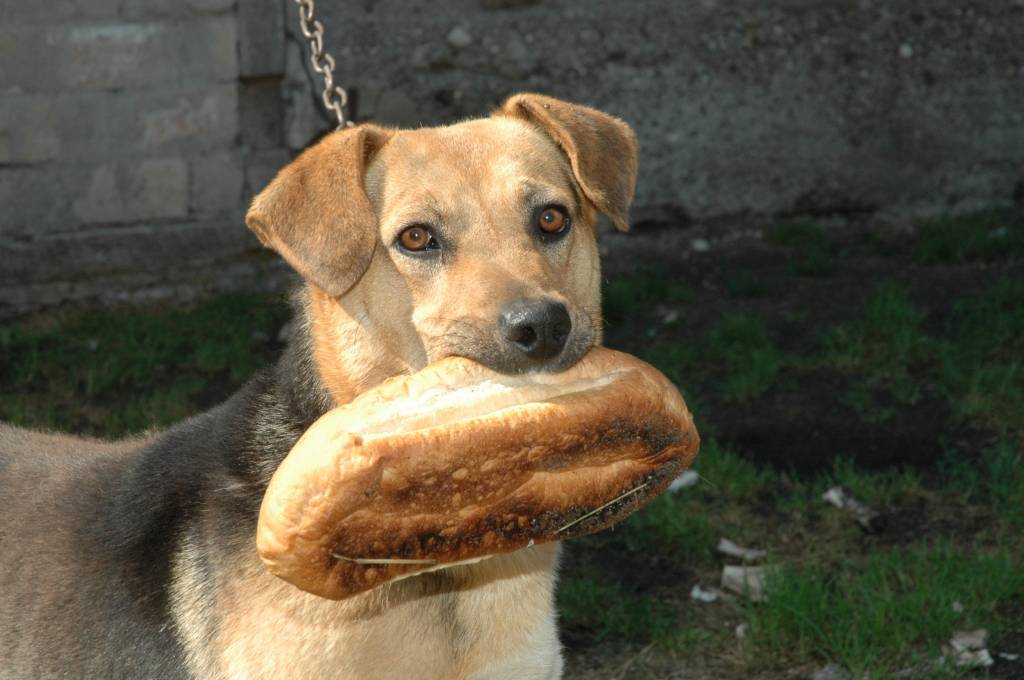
[[497, 93, 638, 232], [246, 125, 391, 297]]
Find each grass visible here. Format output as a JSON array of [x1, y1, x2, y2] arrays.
[[4, 223, 1023, 679], [817, 276, 1024, 435], [641, 313, 784, 422], [0, 292, 290, 436], [572, 441, 769, 573], [572, 226, 1023, 676], [938, 276, 1024, 433], [558, 572, 678, 644], [941, 440, 1024, 532], [620, 493, 717, 563], [563, 436, 1024, 676], [821, 282, 930, 404], [614, 439, 777, 564], [985, 441, 1024, 530], [640, 341, 694, 385], [914, 208, 1024, 264], [824, 457, 925, 508], [690, 438, 774, 501], [602, 269, 690, 327], [604, 271, 786, 406], [704, 314, 783, 402], [746, 543, 1024, 679]]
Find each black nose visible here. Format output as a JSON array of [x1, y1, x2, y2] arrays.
[[499, 299, 572, 362]]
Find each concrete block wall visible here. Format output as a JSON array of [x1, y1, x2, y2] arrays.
[[314, 0, 1024, 224], [1, 0, 1023, 316], [0, 0, 293, 316]]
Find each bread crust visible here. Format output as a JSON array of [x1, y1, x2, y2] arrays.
[[257, 347, 699, 599]]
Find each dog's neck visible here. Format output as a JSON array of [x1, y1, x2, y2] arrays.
[[163, 287, 566, 679], [301, 284, 415, 406], [228, 285, 412, 485], [269, 286, 395, 413]]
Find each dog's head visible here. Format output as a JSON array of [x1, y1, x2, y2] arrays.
[[247, 93, 638, 399]]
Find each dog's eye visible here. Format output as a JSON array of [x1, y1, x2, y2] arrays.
[[398, 225, 438, 252], [537, 206, 570, 236]]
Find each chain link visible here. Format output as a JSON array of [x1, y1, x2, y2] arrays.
[[294, 0, 353, 129]]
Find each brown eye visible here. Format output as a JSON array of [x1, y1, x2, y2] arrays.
[[398, 225, 435, 252], [538, 206, 570, 235]]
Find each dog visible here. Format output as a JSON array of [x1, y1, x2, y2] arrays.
[[0, 93, 638, 679]]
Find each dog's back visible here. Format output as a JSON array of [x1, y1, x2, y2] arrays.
[[0, 424, 191, 679]]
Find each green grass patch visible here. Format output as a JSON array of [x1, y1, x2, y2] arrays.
[[825, 457, 924, 508], [620, 493, 717, 563], [610, 440, 774, 569], [640, 342, 695, 385], [772, 459, 926, 522], [638, 341, 715, 436], [985, 440, 1024, 530], [818, 277, 1024, 434], [941, 440, 1024, 532], [692, 438, 774, 501], [705, 314, 782, 402], [602, 269, 690, 327], [557, 572, 678, 644], [0, 292, 290, 436], [747, 543, 1024, 678], [938, 277, 1024, 433], [821, 283, 930, 404], [914, 208, 1024, 264]]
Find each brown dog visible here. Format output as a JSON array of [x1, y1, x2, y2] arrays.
[[0, 93, 638, 679]]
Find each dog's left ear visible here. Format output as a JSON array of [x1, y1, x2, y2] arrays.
[[246, 124, 391, 296], [497, 93, 639, 232]]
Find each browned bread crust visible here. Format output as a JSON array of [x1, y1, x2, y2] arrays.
[[257, 347, 699, 599]]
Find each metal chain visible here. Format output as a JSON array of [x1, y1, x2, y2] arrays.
[[294, 0, 353, 129]]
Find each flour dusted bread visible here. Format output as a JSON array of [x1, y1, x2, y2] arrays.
[[257, 347, 699, 599]]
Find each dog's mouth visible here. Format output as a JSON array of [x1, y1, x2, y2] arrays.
[[333, 349, 633, 580], [257, 345, 698, 600], [426, 305, 597, 377], [444, 334, 596, 378]]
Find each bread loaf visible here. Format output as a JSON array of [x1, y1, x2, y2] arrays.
[[257, 347, 699, 599]]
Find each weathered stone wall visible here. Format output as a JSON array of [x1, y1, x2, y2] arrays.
[[2, 0, 1022, 316], [314, 0, 1024, 224]]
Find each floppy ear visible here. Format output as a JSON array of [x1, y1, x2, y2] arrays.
[[497, 93, 639, 232], [246, 124, 391, 296]]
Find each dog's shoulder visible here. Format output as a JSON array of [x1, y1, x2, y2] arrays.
[[0, 376, 279, 679]]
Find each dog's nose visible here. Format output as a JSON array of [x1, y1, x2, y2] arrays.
[[498, 299, 572, 362]]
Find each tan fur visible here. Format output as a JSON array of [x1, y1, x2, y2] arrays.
[[173, 539, 562, 680], [293, 116, 610, 402], [222, 94, 640, 679], [497, 94, 638, 233], [247, 125, 392, 297]]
